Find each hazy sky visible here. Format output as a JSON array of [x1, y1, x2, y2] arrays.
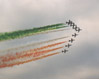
[[0, 0, 99, 79]]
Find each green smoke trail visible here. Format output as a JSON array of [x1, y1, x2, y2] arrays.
[[0, 23, 68, 42]]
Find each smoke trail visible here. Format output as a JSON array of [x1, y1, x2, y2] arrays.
[[0, 23, 67, 42], [32, 28, 70, 35], [0, 46, 62, 68], [0, 41, 66, 62], [0, 36, 69, 53], [1, 46, 63, 63], [0, 52, 60, 68], [0, 36, 69, 68]]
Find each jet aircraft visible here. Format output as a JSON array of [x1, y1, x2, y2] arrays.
[[62, 49, 68, 53], [69, 38, 75, 43], [65, 43, 72, 48], [76, 27, 82, 32], [66, 20, 72, 25], [72, 33, 78, 37]]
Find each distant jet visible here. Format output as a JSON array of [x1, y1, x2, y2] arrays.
[[72, 24, 77, 29], [76, 27, 82, 32], [69, 38, 75, 43], [62, 49, 68, 53], [66, 20, 72, 25], [72, 33, 78, 37], [70, 22, 75, 27], [65, 43, 72, 48]]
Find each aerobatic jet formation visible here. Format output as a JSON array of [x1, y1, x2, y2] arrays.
[[0, 20, 82, 68], [61, 20, 82, 53]]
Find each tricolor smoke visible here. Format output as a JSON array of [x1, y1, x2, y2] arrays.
[[0, 22, 73, 68]]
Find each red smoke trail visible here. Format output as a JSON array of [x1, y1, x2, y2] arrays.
[[0, 46, 63, 68], [0, 36, 69, 52], [0, 41, 66, 62], [0, 52, 60, 68], [33, 41, 67, 50], [1, 46, 63, 62]]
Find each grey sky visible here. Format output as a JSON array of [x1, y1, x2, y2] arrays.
[[0, 0, 99, 79]]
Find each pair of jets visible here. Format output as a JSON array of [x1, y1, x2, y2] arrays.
[[66, 20, 82, 32]]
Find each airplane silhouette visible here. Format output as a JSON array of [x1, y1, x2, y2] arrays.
[[72, 33, 78, 37], [76, 27, 82, 32], [62, 49, 68, 53], [65, 43, 72, 48], [69, 38, 75, 43], [70, 22, 75, 27], [72, 24, 77, 29], [66, 20, 72, 25]]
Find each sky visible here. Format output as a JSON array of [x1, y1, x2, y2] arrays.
[[0, 0, 99, 79]]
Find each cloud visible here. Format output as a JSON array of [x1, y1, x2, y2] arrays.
[[0, 0, 99, 79]]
